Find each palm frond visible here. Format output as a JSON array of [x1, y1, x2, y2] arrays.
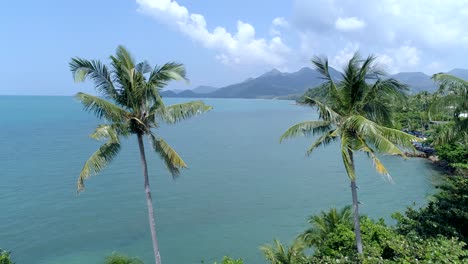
[[115, 45, 136, 70], [90, 124, 131, 140], [357, 137, 392, 182], [149, 133, 187, 177], [75, 92, 129, 122], [311, 56, 344, 106], [135, 61, 152, 74], [302, 96, 342, 123], [279, 121, 331, 142], [340, 133, 356, 181], [69, 58, 118, 99], [301, 206, 353, 247], [158, 101, 212, 124], [77, 126, 121, 192], [430, 94, 466, 118], [432, 123, 468, 145], [432, 73, 468, 93], [360, 78, 407, 124], [148, 62, 187, 89], [260, 239, 306, 264], [345, 115, 417, 155], [306, 128, 339, 156]]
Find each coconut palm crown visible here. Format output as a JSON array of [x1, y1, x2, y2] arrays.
[[431, 73, 468, 144], [70, 45, 212, 264], [280, 53, 418, 254]]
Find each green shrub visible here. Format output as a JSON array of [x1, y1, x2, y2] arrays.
[[309, 216, 467, 263], [435, 143, 468, 164], [0, 249, 13, 264], [104, 253, 143, 264], [394, 175, 468, 244]]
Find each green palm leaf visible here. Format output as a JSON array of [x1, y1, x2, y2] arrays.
[[159, 101, 213, 124], [340, 133, 356, 180], [260, 239, 306, 264], [279, 121, 331, 142], [302, 96, 342, 123], [78, 125, 121, 192], [306, 128, 339, 156], [75, 92, 129, 122], [70, 58, 118, 99], [311, 56, 344, 106], [356, 137, 392, 182], [148, 62, 187, 89], [432, 73, 468, 90], [149, 134, 187, 177], [345, 115, 417, 155]]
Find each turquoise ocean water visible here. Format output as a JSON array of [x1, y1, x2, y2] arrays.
[[0, 96, 439, 263]]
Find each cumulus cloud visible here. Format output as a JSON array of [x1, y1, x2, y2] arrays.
[[334, 17, 366, 31], [270, 17, 289, 36], [136, 0, 290, 66], [272, 17, 289, 28], [292, 0, 468, 74], [376, 45, 421, 73], [330, 43, 360, 69]]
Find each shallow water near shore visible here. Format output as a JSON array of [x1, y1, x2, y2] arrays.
[[0, 96, 439, 264]]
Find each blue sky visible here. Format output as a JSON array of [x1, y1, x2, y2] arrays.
[[1, 0, 467, 95]]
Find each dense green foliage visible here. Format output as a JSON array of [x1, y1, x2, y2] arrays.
[[430, 73, 468, 145], [105, 253, 143, 264], [435, 143, 468, 164], [0, 249, 13, 264], [260, 207, 467, 263], [260, 239, 308, 264], [394, 175, 468, 244], [300, 206, 352, 248]]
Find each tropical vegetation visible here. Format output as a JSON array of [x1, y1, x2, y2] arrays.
[[105, 253, 144, 264], [280, 53, 418, 254], [0, 249, 13, 264], [259, 172, 468, 263], [431, 73, 468, 145], [70, 46, 212, 264]]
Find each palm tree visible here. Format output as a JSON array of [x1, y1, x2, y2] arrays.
[[280, 53, 417, 254], [260, 239, 308, 264], [431, 73, 468, 144], [70, 46, 212, 264], [300, 206, 352, 248]]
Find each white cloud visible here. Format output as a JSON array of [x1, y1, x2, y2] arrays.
[[377, 45, 421, 73], [137, 0, 290, 66], [330, 43, 360, 69], [272, 17, 289, 28], [270, 17, 289, 36], [335, 17, 366, 31], [291, 0, 468, 74]]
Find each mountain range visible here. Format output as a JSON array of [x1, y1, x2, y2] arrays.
[[161, 67, 468, 99]]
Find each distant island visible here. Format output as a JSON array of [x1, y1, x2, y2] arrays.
[[161, 68, 468, 99]]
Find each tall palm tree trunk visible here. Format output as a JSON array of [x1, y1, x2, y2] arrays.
[[349, 151, 363, 254], [350, 180, 363, 254], [137, 133, 162, 264]]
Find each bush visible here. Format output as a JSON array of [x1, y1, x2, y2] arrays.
[[263, 206, 468, 263], [0, 249, 13, 264], [309, 216, 467, 263], [435, 143, 468, 164], [394, 175, 468, 244], [104, 253, 143, 264]]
